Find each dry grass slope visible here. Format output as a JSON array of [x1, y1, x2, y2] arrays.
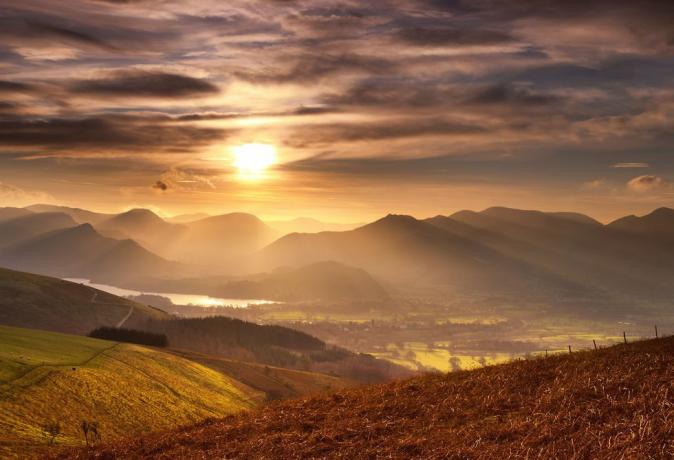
[[58, 336, 674, 459]]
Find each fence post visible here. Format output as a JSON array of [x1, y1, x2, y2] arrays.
[[655, 325, 659, 339], [568, 345, 572, 354], [593, 339, 597, 350], [623, 331, 627, 344], [545, 349, 548, 358]]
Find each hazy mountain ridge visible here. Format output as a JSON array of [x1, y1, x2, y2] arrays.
[[0, 223, 177, 284], [608, 207, 674, 243], [267, 217, 364, 235], [3, 205, 674, 301], [0, 212, 77, 248], [130, 261, 388, 302], [260, 207, 674, 299]]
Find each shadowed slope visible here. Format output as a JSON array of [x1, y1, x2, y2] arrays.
[[0, 212, 76, 248], [609, 207, 674, 243], [259, 214, 576, 292], [0, 267, 168, 334], [64, 336, 674, 459], [0, 224, 177, 283], [26, 204, 113, 225]]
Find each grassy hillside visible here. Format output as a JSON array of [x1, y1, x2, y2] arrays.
[[139, 316, 411, 383], [69, 336, 674, 459], [0, 325, 258, 458], [167, 349, 354, 401], [0, 267, 168, 335]]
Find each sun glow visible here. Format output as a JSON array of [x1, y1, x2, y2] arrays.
[[232, 143, 277, 176]]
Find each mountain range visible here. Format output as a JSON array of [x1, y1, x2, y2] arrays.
[[2, 204, 674, 301]]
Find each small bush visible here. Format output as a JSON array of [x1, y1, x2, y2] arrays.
[[89, 327, 168, 347]]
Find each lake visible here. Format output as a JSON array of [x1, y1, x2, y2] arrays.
[[65, 278, 276, 308]]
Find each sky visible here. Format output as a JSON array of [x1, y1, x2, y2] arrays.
[[0, 0, 673, 222]]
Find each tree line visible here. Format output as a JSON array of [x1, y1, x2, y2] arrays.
[[89, 327, 168, 347]]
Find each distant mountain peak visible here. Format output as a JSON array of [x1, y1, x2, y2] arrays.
[[649, 207, 674, 218], [377, 214, 419, 224]]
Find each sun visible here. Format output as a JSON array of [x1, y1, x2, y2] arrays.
[[232, 143, 277, 175]]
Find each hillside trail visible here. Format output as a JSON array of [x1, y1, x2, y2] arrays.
[[89, 289, 134, 328], [115, 306, 134, 328], [1, 343, 120, 387]]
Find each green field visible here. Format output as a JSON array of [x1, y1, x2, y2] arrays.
[[0, 325, 259, 458]]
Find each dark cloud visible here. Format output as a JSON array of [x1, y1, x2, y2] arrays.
[[25, 19, 116, 49], [467, 84, 558, 106], [0, 12, 115, 50], [324, 79, 559, 112], [234, 53, 397, 84], [0, 80, 35, 94], [0, 114, 227, 153], [395, 27, 514, 46], [0, 0, 673, 208], [286, 117, 486, 146], [70, 70, 219, 98], [174, 105, 339, 121], [0, 6, 178, 55]]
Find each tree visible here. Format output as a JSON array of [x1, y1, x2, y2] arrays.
[[81, 420, 100, 446], [42, 422, 61, 446]]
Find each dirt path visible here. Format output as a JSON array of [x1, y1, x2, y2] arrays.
[[2, 343, 120, 387], [115, 306, 134, 328], [89, 288, 134, 328]]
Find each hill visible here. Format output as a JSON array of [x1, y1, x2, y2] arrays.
[[66, 335, 674, 459], [267, 217, 363, 235], [132, 261, 388, 302], [138, 316, 410, 383], [166, 212, 210, 224], [0, 325, 259, 457], [260, 207, 674, 300], [25, 205, 112, 225], [0, 212, 76, 248], [166, 213, 279, 268], [258, 214, 566, 292], [213, 262, 388, 301], [166, 349, 353, 401], [608, 207, 674, 243], [0, 207, 33, 223], [0, 267, 168, 335], [0, 224, 177, 284], [95, 209, 186, 256], [439, 207, 674, 297], [94, 210, 278, 269]]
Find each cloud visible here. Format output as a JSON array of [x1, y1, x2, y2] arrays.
[[0, 181, 55, 206], [612, 162, 650, 168], [285, 117, 486, 146], [233, 53, 397, 84], [70, 70, 219, 98], [0, 14, 115, 50], [0, 114, 228, 154], [0, 80, 36, 94], [627, 175, 672, 192], [156, 168, 217, 191], [394, 27, 514, 46]]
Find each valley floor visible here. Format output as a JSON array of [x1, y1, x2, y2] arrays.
[[54, 335, 674, 459]]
